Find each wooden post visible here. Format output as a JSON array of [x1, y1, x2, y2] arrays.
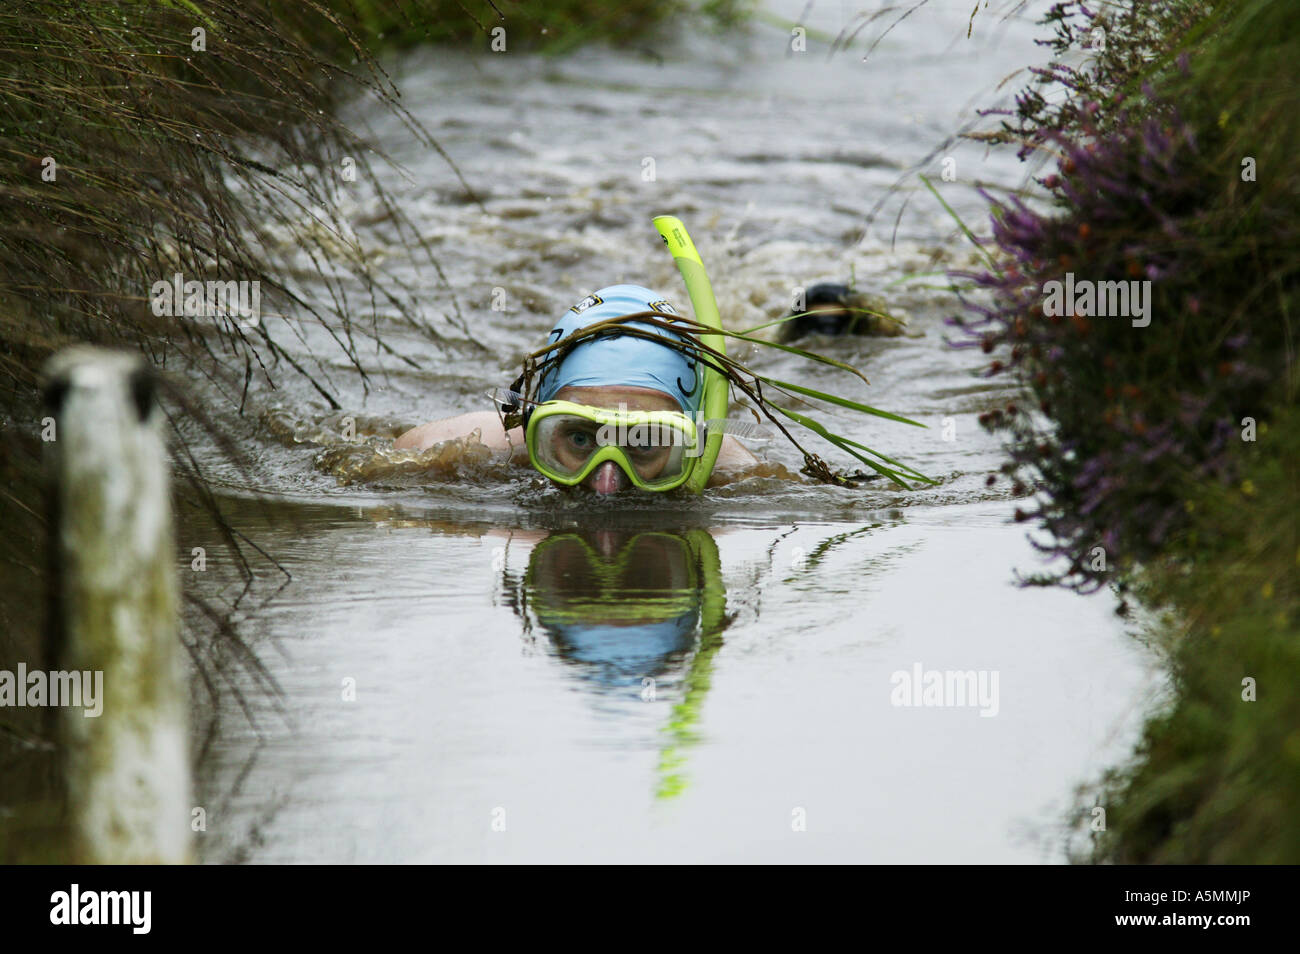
[[43, 347, 191, 864]]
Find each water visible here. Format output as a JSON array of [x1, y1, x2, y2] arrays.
[[185, 2, 1159, 862]]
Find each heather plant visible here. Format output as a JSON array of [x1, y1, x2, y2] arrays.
[[948, 0, 1297, 598]]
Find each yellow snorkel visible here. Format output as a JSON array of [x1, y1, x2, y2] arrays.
[[653, 215, 729, 493]]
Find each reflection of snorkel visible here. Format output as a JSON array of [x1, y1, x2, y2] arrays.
[[506, 526, 728, 798]]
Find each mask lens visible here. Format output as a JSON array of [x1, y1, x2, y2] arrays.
[[530, 410, 693, 488], [533, 415, 601, 477], [620, 421, 687, 483]]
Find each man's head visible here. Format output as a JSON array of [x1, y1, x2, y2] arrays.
[[530, 285, 702, 495], [547, 385, 682, 494]]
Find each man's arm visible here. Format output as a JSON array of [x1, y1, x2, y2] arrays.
[[394, 411, 522, 453]]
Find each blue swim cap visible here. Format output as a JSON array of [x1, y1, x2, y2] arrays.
[[536, 284, 701, 413], [548, 616, 700, 686]]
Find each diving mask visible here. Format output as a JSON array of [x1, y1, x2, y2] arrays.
[[524, 400, 702, 492]]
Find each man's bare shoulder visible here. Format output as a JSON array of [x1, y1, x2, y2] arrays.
[[707, 434, 760, 487]]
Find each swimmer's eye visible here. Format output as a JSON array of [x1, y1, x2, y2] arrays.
[[627, 445, 666, 462], [626, 428, 674, 458], [562, 426, 598, 454]]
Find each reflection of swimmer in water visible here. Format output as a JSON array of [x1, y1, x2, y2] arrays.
[[500, 526, 728, 797], [396, 284, 757, 495], [509, 528, 723, 687]]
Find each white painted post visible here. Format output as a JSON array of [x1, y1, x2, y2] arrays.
[[43, 347, 191, 864]]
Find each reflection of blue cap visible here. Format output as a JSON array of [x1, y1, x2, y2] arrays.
[[549, 614, 699, 685], [537, 284, 701, 413]]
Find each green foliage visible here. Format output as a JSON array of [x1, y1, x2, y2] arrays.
[[1082, 407, 1299, 863], [0, 1, 435, 413], [323, 0, 749, 52]]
